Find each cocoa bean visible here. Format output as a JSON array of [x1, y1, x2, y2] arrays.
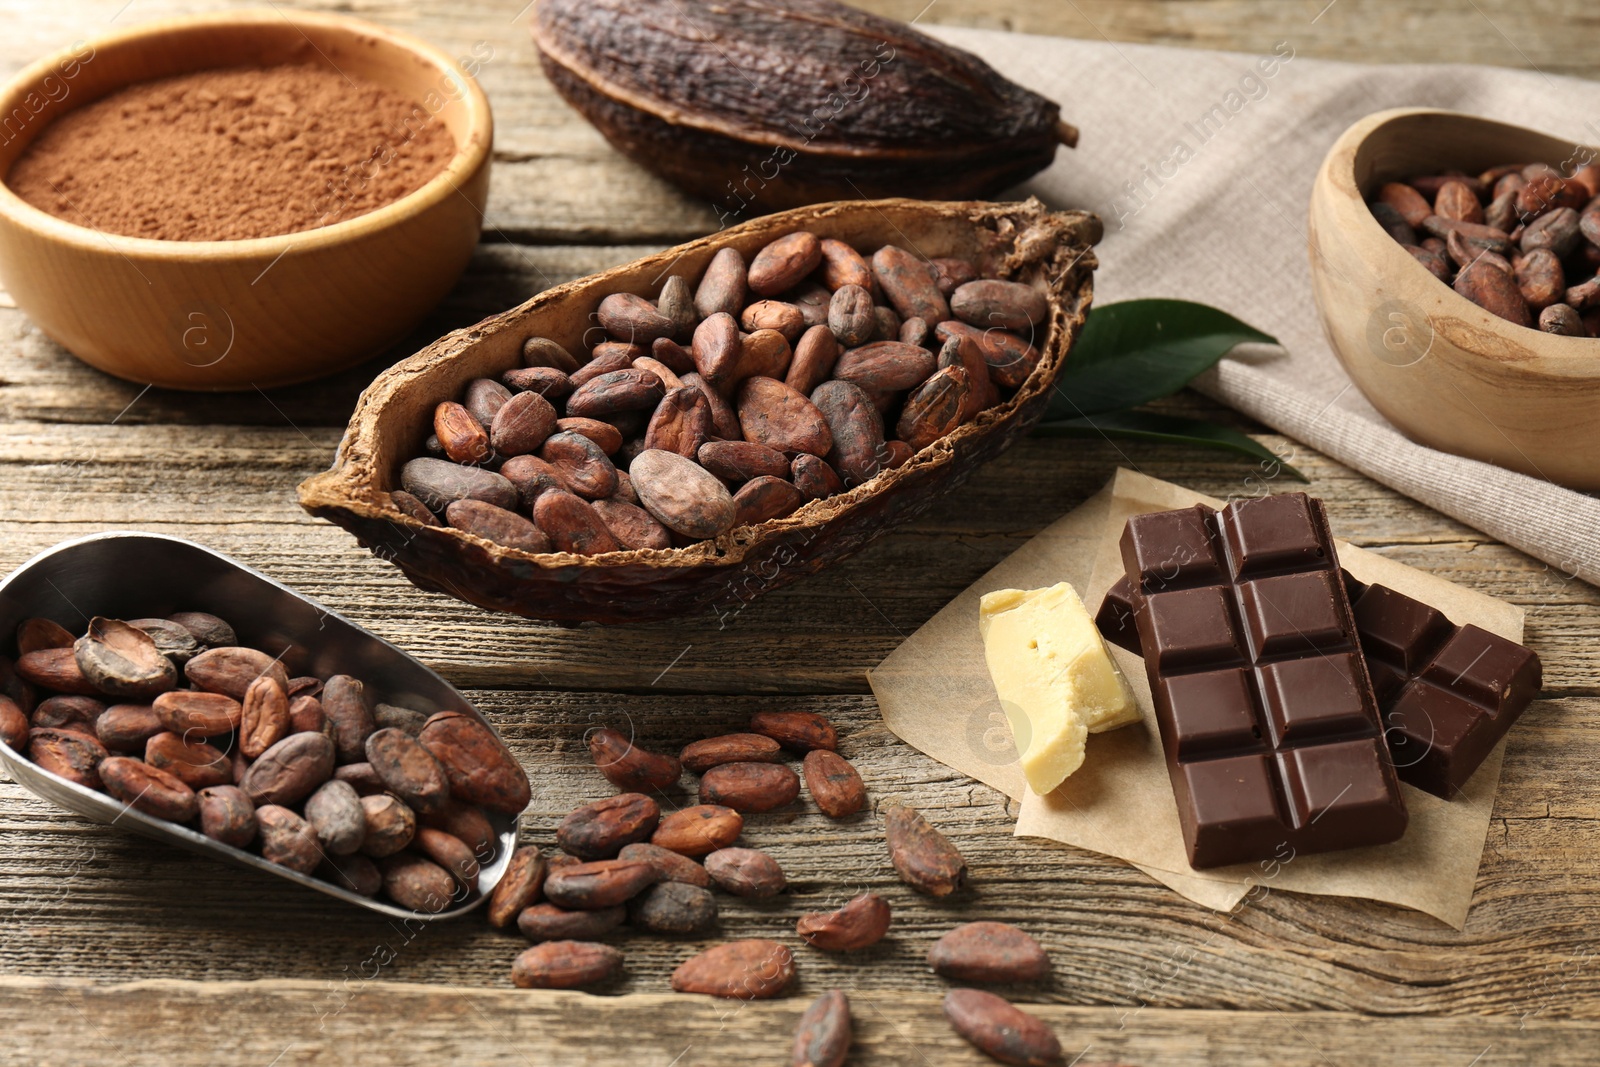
[[184, 646, 290, 703], [899, 315, 930, 348], [239, 675, 290, 759], [704, 847, 787, 898], [644, 386, 713, 458], [570, 346, 637, 388], [421, 798, 497, 858], [695, 247, 749, 319], [413, 827, 480, 887], [749, 711, 838, 752], [873, 245, 950, 324], [145, 731, 232, 788], [681, 733, 782, 773], [929, 257, 979, 297], [285, 677, 322, 700], [32, 695, 103, 732], [934, 320, 1039, 389], [938, 334, 1000, 418], [587, 726, 682, 791], [543, 858, 657, 909], [614, 470, 640, 505], [818, 238, 874, 292], [434, 401, 492, 465], [803, 749, 866, 818], [833, 341, 936, 392], [523, 336, 581, 373], [803, 380, 887, 488], [630, 449, 737, 538], [71, 618, 176, 701], [736, 377, 833, 456], [304, 779, 368, 856], [943, 989, 1063, 1067], [517, 902, 625, 942], [289, 694, 327, 738], [1525, 206, 1583, 258], [1376, 182, 1433, 229], [591, 497, 673, 550], [539, 431, 620, 500], [699, 440, 790, 483], [488, 846, 548, 927], [790, 454, 843, 501], [651, 804, 743, 856], [28, 727, 106, 788], [0, 696, 26, 750], [738, 329, 794, 381], [630, 880, 719, 934], [558, 793, 661, 859], [242, 732, 335, 807], [359, 793, 417, 857], [100, 756, 197, 822], [898, 366, 971, 450], [1406, 245, 1453, 283], [681, 371, 742, 440], [257, 804, 322, 875], [633, 355, 685, 391], [365, 727, 452, 815], [94, 703, 162, 752], [1370, 203, 1416, 245], [166, 611, 236, 648], [1434, 180, 1484, 224], [598, 291, 677, 344], [731, 475, 806, 526], [512, 940, 624, 989], [1456, 257, 1533, 326], [792, 990, 852, 1067], [321, 675, 376, 764], [16, 648, 101, 696], [883, 439, 914, 468], [742, 301, 805, 342], [567, 368, 667, 421], [786, 323, 841, 397], [401, 457, 518, 513], [418, 710, 531, 814], [535, 490, 623, 555], [617, 842, 712, 887], [379, 853, 458, 913], [928, 922, 1050, 983], [500, 455, 569, 510], [320, 854, 383, 897], [657, 274, 698, 341], [748, 232, 822, 297], [885, 804, 967, 896], [449, 499, 551, 553], [391, 490, 441, 526], [1420, 215, 1512, 252], [489, 389, 559, 457], [699, 761, 800, 813], [951, 280, 1048, 332], [651, 336, 698, 374], [671, 940, 795, 1000], [153, 690, 242, 737], [17, 617, 76, 654], [1486, 188, 1519, 233], [1517, 175, 1588, 218], [692, 311, 743, 388], [1413, 172, 1486, 199], [1515, 248, 1566, 311], [796, 892, 891, 952], [464, 378, 513, 427], [197, 785, 257, 848], [503, 365, 574, 400], [1541, 303, 1586, 335]]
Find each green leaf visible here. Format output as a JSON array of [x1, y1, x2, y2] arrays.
[[1033, 410, 1307, 481], [1046, 299, 1278, 420]]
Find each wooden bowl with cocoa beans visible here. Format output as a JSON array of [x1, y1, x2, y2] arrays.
[[1309, 108, 1600, 490], [298, 198, 1100, 625]]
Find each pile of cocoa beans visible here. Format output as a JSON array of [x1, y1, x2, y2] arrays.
[[491, 710, 1066, 1067], [1369, 161, 1600, 333], [1, 613, 530, 915], [396, 231, 1050, 553]]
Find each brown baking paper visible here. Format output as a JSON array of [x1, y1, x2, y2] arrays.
[[871, 470, 1524, 927]]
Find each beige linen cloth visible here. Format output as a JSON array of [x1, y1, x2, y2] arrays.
[[925, 27, 1600, 584]]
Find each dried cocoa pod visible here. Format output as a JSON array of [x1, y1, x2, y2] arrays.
[[447, 499, 552, 553], [1541, 303, 1586, 335], [289, 694, 327, 737], [681, 733, 782, 774], [17, 617, 76, 654], [304, 779, 367, 855], [943, 989, 1063, 1067], [0, 696, 27, 750], [567, 369, 667, 421], [523, 336, 581, 373], [488, 846, 549, 927], [591, 497, 673, 550], [796, 892, 891, 952], [934, 321, 1039, 390], [631, 881, 720, 934], [736, 377, 833, 456], [599, 292, 677, 344], [359, 793, 417, 857], [145, 731, 232, 788], [671, 940, 795, 1000], [732, 476, 806, 526], [644, 387, 713, 458], [828, 284, 876, 348], [951, 280, 1048, 332], [618, 842, 712, 888], [790, 454, 843, 501], [402, 457, 518, 514], [257, 804, 322, 875], [692, 312, 743, 389], [28, 727, 106, 788], [898, 366, 971, 451], [513, 940, 624, 989], [652, 804, 743, 856], [630, 449, 737, 538], [704, 846, 787, 898], [241, 732, 335, 807], [32, 695, 103, 732], [803, 749, 866, 818], [833, 341, 936, 392], [503, 365, 574, 401], [72, 619, 176, 701], [184, 646, 290, 703], [379, 853, 458, 913], [742, 301, 806, 342], [489, 390, 559, 458], [1455, 257, 1534, 326], [540, 430, 620, 500], [16, 648, 101, 696], [749, 232, 823, 297], [518, 902, 624, 942], [587, 726, 682, 791], [749, 710, 837, 752], [681, 371, 742, 440], [1375, 182, 1433, 229], [422, 797, 497, 859], [885, 804, 967, 896], [197, 785, 257, 848], [536, 490, 623, 555], [1434, 180, 1484, 224], [321, 675, 376, 764], [153, 690, 241, 737], [434, 401, 491, 465], [874, 245, 950, 324], [786, 324, 840, 397], [418, 710, 531, 814], [237, 675, 289, 760], [94, 703, 162, 752], [365, 728, 451, 815], [558, 793, 662, 860], [464, 378, 513, 427], [695, 247, 748, 319], [320, 854, 383, 897], [570, 347, 638, 389], [1524, 206, 1582, 258], [544, 858, 658, 909], [738, 329, 794, 381], [391, 490, 441, 526], [99, 756, 196, 822], [699, 761, 801, 813], [793, 990, 852, 1067], [699, 440, 791, 483], [532, 0, 1073, 211], [412, 827, 481, 887], [928, 922, 1050, 984], [1515, 248, 1566, 311]]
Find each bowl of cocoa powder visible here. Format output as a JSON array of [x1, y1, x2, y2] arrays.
[[0, 9, 492, 390]]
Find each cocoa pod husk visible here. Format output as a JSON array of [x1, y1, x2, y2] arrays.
[[786, 323, 841, 397], [651, 804, 743, 856], [680, 732, 782, 773], [418, 710, 531, 814], [803, 749, 866, 818], [241, 732, 335, 807], [512, 940, 624, 989], [74, 618, 177, 700], [943, 989, 1063, 1067], [618, 842, 712, 888], [671, 939, 795, 1000], [239, 675, 290, 759], [488, 846, 549, 928], [885, 803, 967, 896], [587, 726, 682, 791], [703, 846, 787, 898], [698, 440, 791, 483], [736, 377, 833, 457], [796, 892, 891, 952], [630, 881, 719, 934], [928, 922, 1051, 984], [630, 449, 737, 539], [100, 756, 197, 822], [557, 792, 661, 860], [699, 761, 801, 813], [16, 648, 102, 696], [304, 779, 367, 855], [145, 731, 232, 788], [365, 727, 452, 815], [749, 710, 837, 752], [793, 990, 852, 1067], [543, 858, 658, 909], [517, 902, 625, 942], [28, 726, 106, 788], [379, 853, 458, 913], [732, 476, 806, 527], [401, 457, 518, 514], [256, 804, 322, 875], [197, 785, 257, 848]]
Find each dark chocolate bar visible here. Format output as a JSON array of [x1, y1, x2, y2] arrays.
[[1098, 572, 1541, 799], [1119, 494, 1407, 869]]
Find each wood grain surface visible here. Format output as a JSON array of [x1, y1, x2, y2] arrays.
[[1, 1, 1597, 1064]]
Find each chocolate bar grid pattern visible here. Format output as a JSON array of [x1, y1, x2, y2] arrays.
[[1123, 495, 1406, 868]]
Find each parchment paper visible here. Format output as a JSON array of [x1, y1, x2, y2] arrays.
[[872, 471, 1525, 927]]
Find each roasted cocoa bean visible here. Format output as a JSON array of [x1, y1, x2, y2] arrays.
[[543, 858, 658, 909], [359, 793, 418, 858], [523, 336, 582, 372], [681, 733, 783, 773], [618, 842, 712, 887], [803, 749, 866, 818], [418, 710, 531, 814], [240, 675, 290, 759], [1541, 303, 1586, 335], [704, 847, 787, 898], [501, 455, 569, 509], [749, 711, 838, 752], [807, 380, 886, 488], [185, 646, 290, 703], [633, 355, 685, 391], [1376, 182, 1432, 228], [94, 703, 161, 752], [366, 727, 451, 815], [241, 732, 335, 807], [74, 618, 177, 700], [100, 756, 197, 822], [165, 611, 236, 648], [1434, 179, 1484, 224], [652, 804, 743, 856], [536, 490, 622, 555], [289, 694, 327, 737], [652, 336, 698, 374], [558, 793, 661, 860], [321, 675, 376, 764], [571, 346, 639, 388], [401, 458, 518, 513], [28, 727, 106, 788], [540, 431, 620, 500], [197, 784, 257, 848], [257, 804, 322, 875], [630, 449, 737, 538], [796, 892, 891, 951], [699, 440, 791, 483], [792, 990, 852, 1067], [1515, 248, 1566, 311], [153, 690, 241, 737], [934, 320, 1039, 389], [691, 311, 743, 388], [1524, 206, 1582, 258], [591, 497, 673, 550], [434, 401, 492, 465], [644, 386, 713, 458], [422, 797, 497, 858], [631, 880, 719, 933], [412, 826, 480, 887], [393, 488, 442, 525], [488, 846, 549, 927], [833, 341, 936, 392], [450, 498, 553, 553], [145, 731, 232, 788], [17, 617, 75, 654], [699, 762, 801, 813], [671, 940, 795, 1000], [657, 274, 698, 341], [732, 476, 806, 526], [928, 922, 1050, 983], [587, 726, 683, 791], [304, 779, 368, 855], [16, 648, 101, 696], [899, 315, 930, 348], [512, 940, 624, 989], [885, 804, 967, 896], [518, 902, 624, 942], [695, 247, 749, 319], [943, 989, 1063, 1067], [0, 696, 26, 750], [818, 238, 873, 292], [791, 454, 843, 501], [883, 439, 914, 468], [749, 232, 823, 297], [379, 853, 458, 913]]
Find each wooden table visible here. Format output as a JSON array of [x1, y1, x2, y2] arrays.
[[3, 2, 1597, 1064]]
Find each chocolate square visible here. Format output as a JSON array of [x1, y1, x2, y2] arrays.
[[1238, 570, 1347, 658], [1258, 653, 1371, 746], [1157, 669, 1260, 759], [1221, 493, 1326, 579]]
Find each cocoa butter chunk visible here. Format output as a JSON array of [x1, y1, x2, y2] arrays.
[[629, 449, 736, 539]]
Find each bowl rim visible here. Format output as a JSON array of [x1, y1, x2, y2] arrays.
[[0, 7, 493, 259], [1319, 105, 1600, 369]]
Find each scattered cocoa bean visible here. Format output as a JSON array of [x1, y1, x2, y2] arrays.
[[617, 842, 712, 887], [630, 881, 719, 934], [558, 793, 662, 860], [796, 892, 891, 952], [928, 922, 1051, 984], [749, 711, 837, 752], [512, 940, 625, 989], [488, 846, 549, 927], [153, 690, 242, 737], [543, 858, 658, 909], [518, 901, 624, 942], [587, 727, 682, 791], [943, 989, 1063, 1067], [704, 847, 787, 898], [671, 940, 795, 999], [803, 749, 866, 818], [792, 990, 852, 1067], [651, 804, 744, 856], [884, 804, 967, 896], [681, 732, 782, 773], [699, 762, 801, 813]]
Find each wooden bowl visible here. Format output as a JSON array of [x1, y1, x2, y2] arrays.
[[298, 198, 1101, 625], [0, 9, 492, 391], [1309, 107, 1600, 490]]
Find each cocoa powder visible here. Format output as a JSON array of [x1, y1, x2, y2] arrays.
[[6, 64, 454, 241]]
